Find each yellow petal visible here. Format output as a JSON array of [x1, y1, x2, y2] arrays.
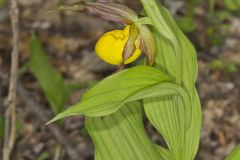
[[95, 25, 141, 65]]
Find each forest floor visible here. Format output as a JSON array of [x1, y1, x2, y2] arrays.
[[0, 0, 240, 160]]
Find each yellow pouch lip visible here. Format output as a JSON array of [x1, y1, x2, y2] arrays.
[[95, 25, 141, 65]]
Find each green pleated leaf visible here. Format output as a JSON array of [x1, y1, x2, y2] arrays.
[[48, 66, 172, 123], [155, 145, 172, 159], [85, 82, 189, 160], [86, 102, 161, 160], [140, 0, 202, 159], [225, 145, 240, 160], [50, 72, 190, 159], [86, 80, 191, 160]]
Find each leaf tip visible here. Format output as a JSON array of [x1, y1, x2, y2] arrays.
[[45, 115, 61, 125]]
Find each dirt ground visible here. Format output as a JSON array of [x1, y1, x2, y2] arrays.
[[0, 0, 240, 159]]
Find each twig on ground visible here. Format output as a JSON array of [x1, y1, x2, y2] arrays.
[[2, 0, 19, 160], [18, 85, 81, 160]]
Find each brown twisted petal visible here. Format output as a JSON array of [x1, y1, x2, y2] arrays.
[[85, 2, 138, 24], [58, 2, 138, 24], [138, 25, 156, 65], [115, 25, 139, 72], [122, 25, 139, 62]]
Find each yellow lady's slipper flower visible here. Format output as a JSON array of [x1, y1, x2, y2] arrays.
[[58, 2, 155, 65], [95, 25, 141, 65]]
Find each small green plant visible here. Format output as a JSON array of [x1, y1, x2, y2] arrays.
[[0, 116, 4, 140], [224, 0, 240, 11], [29, 34, 87, 158], [210, 59, 238, 73], [30, 34, 83, 114], [176, 0, 198, 33], [47, 0, 240, 159], [30, 34, 68, 114], [0, 0, 6, 8], [207, 0, 240, 47], [176, 0, 238, 47]]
